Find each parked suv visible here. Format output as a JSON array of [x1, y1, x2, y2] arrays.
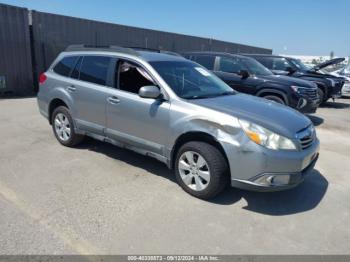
[[183, 52, 319, 113], [244, 54, 345, 103], [37, 45, 319, 199]]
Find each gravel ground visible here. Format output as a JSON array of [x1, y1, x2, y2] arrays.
[[0, 96, 349, 255]]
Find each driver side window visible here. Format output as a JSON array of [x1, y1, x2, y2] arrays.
[[218, 57, 244, 73], [272, 58, 292, 71], [116, 60, 155, 94]]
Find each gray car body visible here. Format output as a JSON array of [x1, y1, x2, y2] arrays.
[[37, 50, 320, 191]]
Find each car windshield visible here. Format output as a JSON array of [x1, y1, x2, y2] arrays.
[[289, 58, 309, 71], [150, 61, 236, 99]]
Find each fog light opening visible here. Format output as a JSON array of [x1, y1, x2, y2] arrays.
[[254, 174, 291, 186], [297, 98, 307, 109]]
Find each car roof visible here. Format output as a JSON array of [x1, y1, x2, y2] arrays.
[[63, 45, 186, 63], [183, 51, 249, 59], [242, 53, 287, 58], [138, 51, 187, 62]]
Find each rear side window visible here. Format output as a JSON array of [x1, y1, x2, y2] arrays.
[[79, 56, 111, 85], [193, 55, 215, 70], [53, 56, 79, 77]]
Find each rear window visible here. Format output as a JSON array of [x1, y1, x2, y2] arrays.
[[53, 56, 79, 77], [193, 55, 215, 70], [79, 56, 111, 86]]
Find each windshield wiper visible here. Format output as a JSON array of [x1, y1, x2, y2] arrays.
[[216, 91, 236, 96], [183, 91, 235, 100]]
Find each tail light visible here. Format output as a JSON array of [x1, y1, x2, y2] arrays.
[[39, 73, 47, 84]]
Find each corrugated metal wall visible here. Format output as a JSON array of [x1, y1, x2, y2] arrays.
[[0, 4, 33, 96], [31, 11, 272, 76], [0, 4, 272, 96]]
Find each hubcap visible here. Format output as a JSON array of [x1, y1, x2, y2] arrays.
[[178, 151, 210, 191], [54, 113, 71, 142]]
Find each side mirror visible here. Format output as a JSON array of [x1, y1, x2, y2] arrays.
[[139, 85, 161, 99], [239, 70, 250, 79], [286, 66, 296, 75]]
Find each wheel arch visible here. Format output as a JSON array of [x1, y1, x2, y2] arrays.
[[170, 131, 229, 171], [48, 98, 69, 125], [256, 88, 289, 105]]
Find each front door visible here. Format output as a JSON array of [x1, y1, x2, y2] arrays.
[[105, 59, 170, 157]]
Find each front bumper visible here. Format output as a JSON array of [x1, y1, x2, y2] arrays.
[[297, 98, 318, 113], [342, 82, 350, 95], [290, 93, 319, 114], [221, 135, 320, 192], [231, 153, 318, 192]]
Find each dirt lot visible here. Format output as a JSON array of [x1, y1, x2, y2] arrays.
[[0, 96, 349, 255]]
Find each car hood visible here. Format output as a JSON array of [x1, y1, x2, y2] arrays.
[[311, 58, 345, 71], [258, 74, 316, 88], [190, 93, 311, 138]]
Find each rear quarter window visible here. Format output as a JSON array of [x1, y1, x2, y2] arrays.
[[79, 56, 111, 86], [53, 56, 79, 77]]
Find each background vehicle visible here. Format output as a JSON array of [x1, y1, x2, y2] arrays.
[[183, 52, 319, 113], [330, 65, 350, 95], [244, 54, 345, 103], [37, 45, 319, 199]]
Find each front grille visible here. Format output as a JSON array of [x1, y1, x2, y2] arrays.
[[299, 88, 318, 100], [297, 126, 315, 150]]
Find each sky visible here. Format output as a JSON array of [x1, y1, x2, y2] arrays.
[[1, 0, 349, 57]]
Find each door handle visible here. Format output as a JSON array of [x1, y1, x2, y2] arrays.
[[67, 85, 76, 92], [107, 96, 120, 104]]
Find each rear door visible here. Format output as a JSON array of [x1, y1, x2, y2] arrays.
[[69, 55, 114, 135]]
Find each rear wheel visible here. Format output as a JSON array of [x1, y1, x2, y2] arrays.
[[262, 94, 286, 105], [52, 106, 84, 147], [175, 142, 229, 199]]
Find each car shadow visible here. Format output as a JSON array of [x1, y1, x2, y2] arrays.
[[76, 139, 328, 216], [320, 101, 350, 109], [210, 170, 328, 215], [307, 115, 324, 126], [76, 138, 176, 183]]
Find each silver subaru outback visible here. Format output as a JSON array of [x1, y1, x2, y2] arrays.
[[37, 45, 319, 199]]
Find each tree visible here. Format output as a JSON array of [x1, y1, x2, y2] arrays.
[[330, 51, 334, 59]]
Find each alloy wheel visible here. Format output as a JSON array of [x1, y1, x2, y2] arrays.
[[54, 113, 71, 142], [178, 151, 211, 191]]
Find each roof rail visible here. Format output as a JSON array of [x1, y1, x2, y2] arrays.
[[126, 46, 182, 57], [65, 44, 139, 56]]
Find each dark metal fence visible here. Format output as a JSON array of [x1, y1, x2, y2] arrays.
[[0, 4, 272, 96], [0, 4, 33, 96]]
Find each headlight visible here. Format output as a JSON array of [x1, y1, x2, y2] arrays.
[[290, 86, 306, 93], [239, 119, 297, 150], [291, 85, 317, 93]]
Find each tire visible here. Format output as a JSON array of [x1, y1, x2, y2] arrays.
[[317, 88, 325, 105], [51, 106, 84, 147], [175, 142, 229, 199], [262, 95, 286, 105]]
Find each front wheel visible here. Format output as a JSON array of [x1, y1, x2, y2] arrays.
[[175, 142, 229, 199], [262, 95, 286, 105]]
